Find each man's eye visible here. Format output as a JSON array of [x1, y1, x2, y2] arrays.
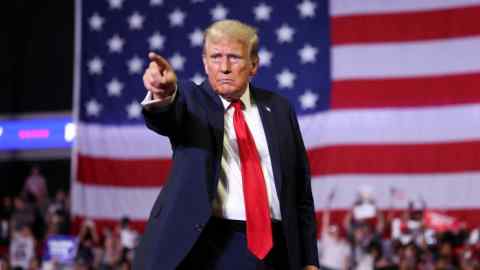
[[228, 56, 241, 62]]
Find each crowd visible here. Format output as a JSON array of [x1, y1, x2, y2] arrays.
[[317, 189, 480, 270], [0, 168, 139, 270], [2, 168, 480, 270]]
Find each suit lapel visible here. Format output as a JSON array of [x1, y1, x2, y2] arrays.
[[200, 82, 224, 199], [200, 82, 283, 198], [252, 88, 283, 196]]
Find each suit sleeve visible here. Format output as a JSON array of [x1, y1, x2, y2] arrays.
[[141, 83, 187, 140], [289, 105, 320, 267]]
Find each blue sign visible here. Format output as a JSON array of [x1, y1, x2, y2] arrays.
[[0, 116, 74, 150], [43, 235, 78, 264]]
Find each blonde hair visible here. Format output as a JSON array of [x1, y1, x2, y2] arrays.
[[203, 20, 259, 62]]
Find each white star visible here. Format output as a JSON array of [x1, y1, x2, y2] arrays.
[[276, 24, 295, 43], [148, 32, 165, 50], [169, 8, 186, 27], [86, 99, 102, 116], [258, 48, 273, 67], [189, 28, 204, 47], [108, 0, 124, 9], [127, 55, 144, 74], [87, 57, 103, 75], [107, 34, 125, 53], [169, 53, 186, 71], [106, 78, 124, 96], [253, 3, 272, 21], [299, 89, 318, 109], [298, 44, 318, 64], [126, 101, 142, 119], [298, 0, 317, 18], [276, 69, 296, 89], [191, 73, 205, 85], [150, 0, 163, 6], [89, 13, 105, 31], [128, 11, 145, 30], [210, 4, 228, 21]]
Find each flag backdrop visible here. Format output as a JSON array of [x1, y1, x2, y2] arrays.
[[72, 0, 480, 231]]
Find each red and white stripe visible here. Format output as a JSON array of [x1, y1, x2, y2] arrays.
[[322, 0, 480, 228], [72, 1, 480, 232]]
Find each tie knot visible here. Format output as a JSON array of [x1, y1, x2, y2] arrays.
[[231, 100, 244, 111]]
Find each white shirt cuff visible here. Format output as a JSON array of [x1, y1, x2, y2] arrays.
[[141, 88, 177, 111]]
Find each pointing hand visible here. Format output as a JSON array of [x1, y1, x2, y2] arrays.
[[143, 52, 177, 101]]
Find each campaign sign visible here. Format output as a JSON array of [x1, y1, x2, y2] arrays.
[[43, 235, 78, 264]]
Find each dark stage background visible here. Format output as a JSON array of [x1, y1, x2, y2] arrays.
[[1, 0, 74, 195]]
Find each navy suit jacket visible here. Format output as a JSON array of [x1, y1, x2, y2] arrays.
[[133, 81, 319, 270]]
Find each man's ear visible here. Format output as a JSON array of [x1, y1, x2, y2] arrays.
[[250, 57, 259, 76]]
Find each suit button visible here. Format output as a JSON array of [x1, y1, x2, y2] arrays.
[[194, 224, 203, 232]]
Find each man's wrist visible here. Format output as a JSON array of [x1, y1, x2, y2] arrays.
[[141, 86, 178, 111], [151, 84, 177, 101]]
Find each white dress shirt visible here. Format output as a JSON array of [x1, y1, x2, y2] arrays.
[[212, 86, 281, 221], [142, 84, 282, 221]]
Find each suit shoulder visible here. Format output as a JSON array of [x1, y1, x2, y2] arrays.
[[252, 86, 294, 109], [177, 80, 202, 95]]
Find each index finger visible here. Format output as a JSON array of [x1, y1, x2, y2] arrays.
[[148, 52, 170, 70]]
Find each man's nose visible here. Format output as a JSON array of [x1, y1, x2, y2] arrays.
[[220, 58, 231, 74]]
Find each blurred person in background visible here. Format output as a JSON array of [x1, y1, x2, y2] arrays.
[[98, 227, 122, 270], [117, 217, 137, 264], [76, 220, 100, 270], [9, 225, 35, 270], [318, 218, 350, 270], [391, 200, 426, 247], [46, 190, 69, 216], [459, 250, 480, 270], [397, 243, 419, 270], [10, 197, 35, 237], [344, 186, 385, 270], [347, 185, 384, 232], [26, 256, 41, 270], [458, 228, 480, 270], [45, 190, 70, 236], [44, 213, 63, 238], [317, 189, 350, 270], [436, 240, 457, 269], [349, 223, 376, 270], [10, 196, 45, 242], [0, 255, 10, 270], [22, 167, 48, 212]]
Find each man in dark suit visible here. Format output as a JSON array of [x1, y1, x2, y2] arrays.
[[134, 20, 319, 270]]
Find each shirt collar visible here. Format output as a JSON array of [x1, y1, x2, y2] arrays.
[[219, 84, 252, 111]]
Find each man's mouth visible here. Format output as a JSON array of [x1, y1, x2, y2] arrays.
[[218, 79, 233, 84]]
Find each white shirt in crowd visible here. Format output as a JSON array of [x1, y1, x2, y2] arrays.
[[121, 228, 139, 249], [318, 233, 351, 270], [9, 231, 35, 269]]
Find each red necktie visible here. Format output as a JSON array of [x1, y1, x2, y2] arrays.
[[231, 100, 272, 259]]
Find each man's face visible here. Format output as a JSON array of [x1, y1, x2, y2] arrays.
[[203, 38, 258, 100]]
